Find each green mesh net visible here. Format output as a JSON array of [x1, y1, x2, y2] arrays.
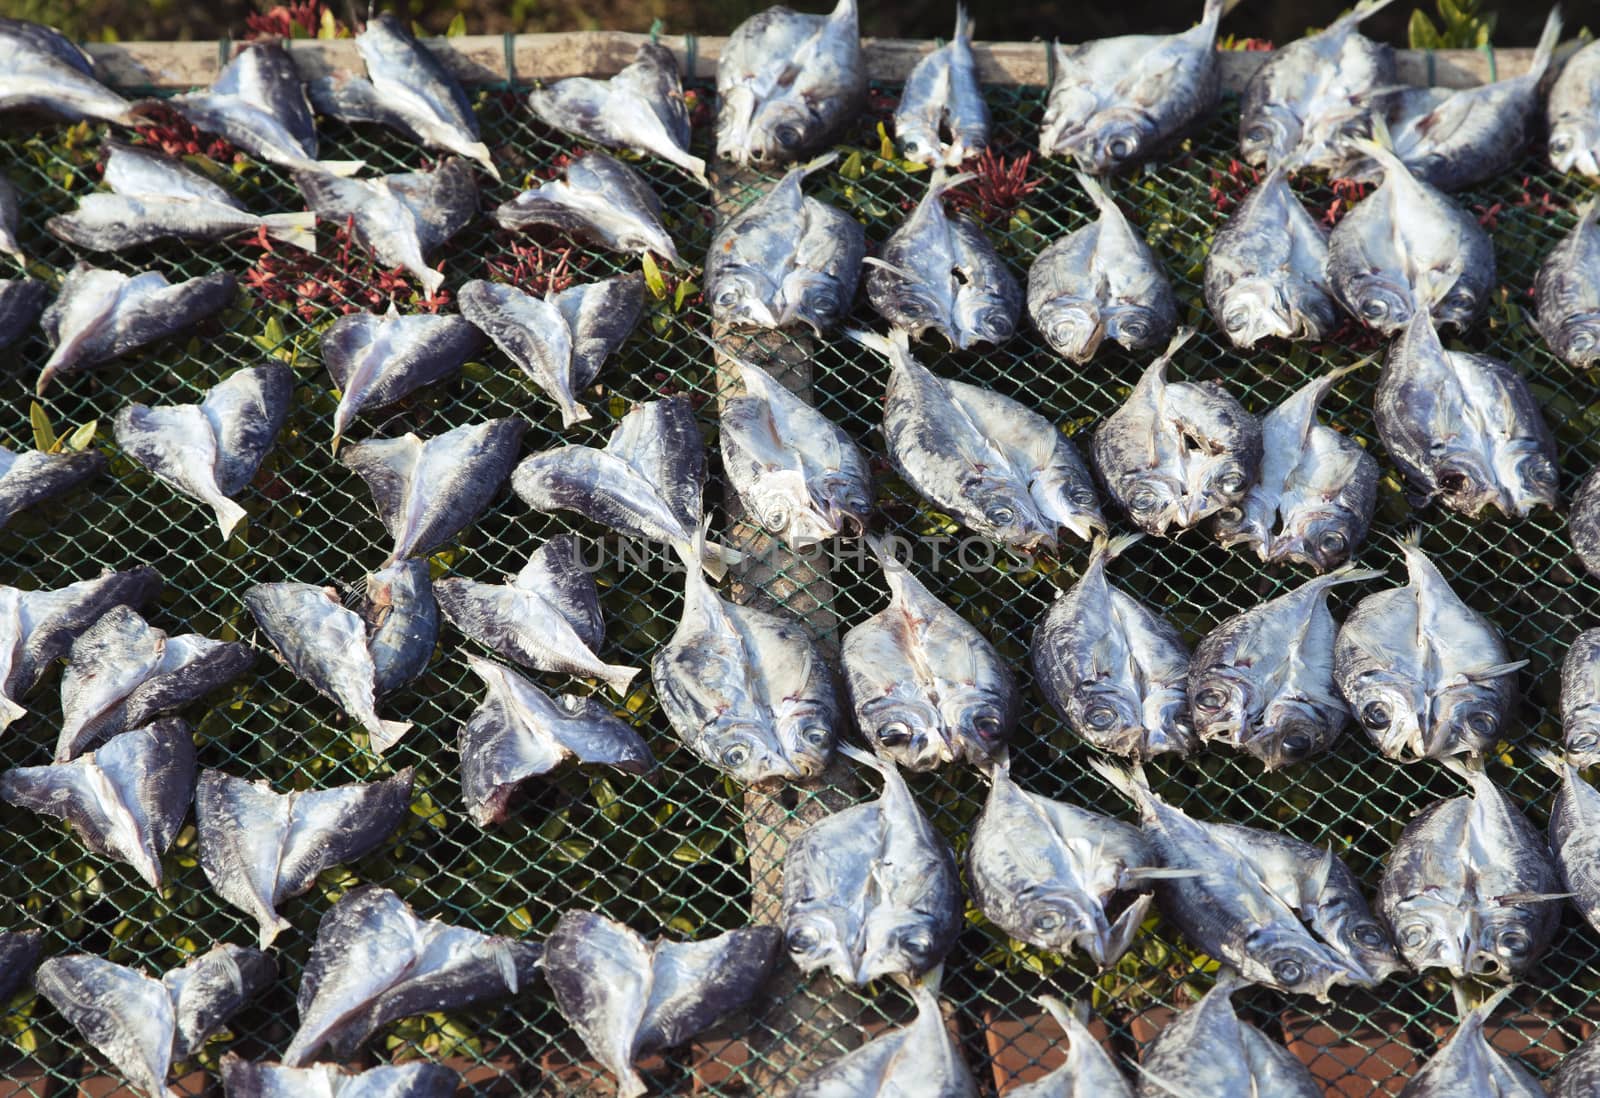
[[0, 69, 1595, 1096]]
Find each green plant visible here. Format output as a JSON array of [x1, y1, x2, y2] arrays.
[[1408, 0, 1497, 48]]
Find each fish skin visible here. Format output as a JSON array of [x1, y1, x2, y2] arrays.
[[220, 1055, 462, 1098], [1535, 198, 1600, 368], [867, 170, 1021, 348], [37, 265, 236, 395], [1029, 171, 1176, 362], [0, 278, 48, 349], [1542, 750, 1600, 936], [0, 719, 195, 888], [790, 979, 978, 1097], [0, 175, 22, 261], [1008, 997, 1134, 1098], [1136, 972, 1321, 1097], [843, 540, 1016, 770], [1550, 38, 1600, 177], [1039, 0, 1224, 174], [285, 885, 543, 1066], [716, 0, 865, 166], [494, 151, 683, 267], [0, 932, 43, 1002], [528, 43, 706, 182], [895, 5, 989, 168], [196, 766, 414, 948], [855, 327, 1105, 553], [1399, 989, 1544, 1098], [57, 605, 253, 761], [340, 417, 525, 566], [321, 306, 483, 451], [544, 910, 779, 1098], [1213, 363, 1378, 573], [0, 443, 106, 531], [0, 17, 134, 124], [245, 583, 413, 753], [1554, 1029, 1600, 1096], [115, 363, 294, 541], [164, 944, 277, 1060], [1562, 629, 1600, 768], [1575, 466, 1600, 580], [361, 559, 438, 695], [1378, 763, 1561, 980], [459, 274, 644, 427]]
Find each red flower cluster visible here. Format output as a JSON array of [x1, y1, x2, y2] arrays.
[[1231, 37, 1275, 51], [1207, 158, 1260, 216], [244, 1, 341, 40], [482, 236, 583, 296], [948, 149, 1040, 222], [132, 105, 238, 163], [241, 218, 450, 319], [1514, 177, 1558, 217], [1322, 177, 1370, 226]]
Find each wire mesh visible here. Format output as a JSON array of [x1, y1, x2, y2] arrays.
[[0, 64, 1596, 1097]]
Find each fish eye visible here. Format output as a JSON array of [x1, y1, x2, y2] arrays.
[[1129, 486, 1161, 513], [1523, 457, 1558, 487], [721, 743, 751, 768], [1361, 298, 1390, 320], [901, 930, 934, 956], [1271, 958, 1306, 986], [1497, 928, 1532, 957], [1216, 468, 1247, 495], [1573, 331, 1598, 353], [1246, 125, 1270, 143], [1318, 530, 1348, 557], [1121, 316, 1150, 340], [1354, 924, 1389, 948], [1551, 134, 1573, 154], [971, 713, 1003, 740], [985, 504, 1017, 527], [1084, 703, 1119, 731], [1193, 687, 1227, 712], [715, 285, 744, 308], [1106, 135, 1136, 159], [981, 313, 1010, 339], [1444, 288, 1474, 309], [1032, 909, 1065, 933], [1398, 923, 1429, 949], [1437, 468, 1471, 494], [878, 721, 913, 747], [1360, 701, 1391, 730], [786, 926, 821, 954], [1223, 308, 1248, 333], [1463, 711, 1498, 739], [800, 724, 830, 747], [1281, 732, 1313, 758], [810, 289, 839, 313], [1071, 488, 1097, 508], [1573, 731, 1600, 753], [774, 123, 804, 149], [1048, 319, 1083, 346]]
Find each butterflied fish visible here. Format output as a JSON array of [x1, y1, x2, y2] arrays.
[[1189, 566, 1380, 770], [1039, 0, 1223, 173], [0, 442, 106, 531], [1550, 38, 1600, 177], [494, 151, 682, 266], [341, 417, 525, 565], [115, 363, 294, 540], [1380, 761, 1561, 980], [705, 154, 864, 335], [48, 142, 315, 253], [782, 745, 960, 984], [544, 910, 778, 1098], [221, 1055, 460, 1098], [0, 931, 42, 1002], [1400, 988, 1544, 1098], [1031, 535, 1194, 758], [968, 754, 1157, 967], [0, 278, 47, 349], [1092, 330, 1261, 536], [1008, 997, 1133, 1097], [1136, 971, 1320, 1097], [791, 976, 977, 1097], [716, 0, 865, 165], [513, 397, 733, 577], [458, 274, 644, 427], [866, 170, 1021, 348], [246, 583, 413, 753], [0, 17, 133, 124], [57, 605, 252, 761], [0, 719, 194, 888], [1535, 197, 1600, 369], [1563, 629, 1600, 767], [843, 539, 1015, 769], [362, 559, 438, 694], [0, 565, 162, 732], [321, 305, 483, 451], [308, 13, 497, 179], [0, 175, 22, 261], [37, 265, 235, 395], [1204, 166, 1339, 348], [196, 766, 414, 947], [1540, 749, 1600, 936], [716, 340, 871, 544], [528, 43, 705, 182], [284, 885, 543, 1066], [1213, 363, 1378, 572], [895, 5, 988, 168], [167, 41, 360, 177], [854, 327, 1104, 553], [1028, 171, 1176, 362], [295, 159, 477, 296], [1554, 1028, 1600, 1096], [1376, 308, 1557, 518], [36, 945, 274, 1098], [1334, 532, 1523, 761]]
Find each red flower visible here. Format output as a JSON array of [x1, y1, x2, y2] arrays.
[[132, 105, 238, 163], [947, 150, 1040, 222], [244, 1, 344, 41], [241, 218, 447, 320]]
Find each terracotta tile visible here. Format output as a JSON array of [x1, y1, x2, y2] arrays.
[[1128, 1004, 1178, 1050], [1283, 1014, 1419, 1096], [982, 1007, 1114, 1092], [1485, 1011, 1572, 1074]]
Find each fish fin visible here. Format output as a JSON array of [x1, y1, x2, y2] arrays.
[[368, 718, 413, 754], [1529, 8, 1564, 82], [1091, 531, 1145, 567], [1073, 170, 1117, 216], [1529, 745, 1571, 777], [1198, 0, 1226, 39], [859, 256, 922, 283], [1130, 1060, 1210, 1098], [1461, 660, 1529, 683], [260, 212, 317, 253], [313, 159, 367, 177], [599, 663, 642, 696], [1122, 866, 1204, 881], [953, 2, 974, 41], [1156, 325, 1197, 363], [215, 499, 249, 541], [1495, 891, 1575, 903]]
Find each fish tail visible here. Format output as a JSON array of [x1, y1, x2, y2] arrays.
[[1088, 756, 1150, 806], [828, 0, 859, 30], [1091, 531, 1144, 567], [1340, 0, 1403, 30], [953, 2, 974, 42], [258, 915, 293, 950], [1390, 525, 1425, 552], [1322, 353, 1379, 385], [1529, 7, 1564, 81], [1073, 170, 1115, 214], [368, 717, 413, 754], [837, 741, 886, 773], [313, 159, 366, 177], [800, 150, 841, 176], [600, 663, 642, 696], [1157, 325, 1197, 364], [1198, 0, 1226, 40], [557, 399, 594, 428], [1345, 112, 1406, 176], [1314, 561, 1386, 588], [260, 211, 317, 253], [1529, 744, 1570, 777], [843, 325, 907, 361], [927, 169, 979, 198], [215, 499, 250, 541]]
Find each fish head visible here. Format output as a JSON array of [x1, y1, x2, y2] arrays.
[[1238, 104, 1301, 168], [1388, 895, 1471, 977], [783, 904, 858, 981], [1346, 670, 1426, 760], [897, 124, 942, 169], [859, 696, 950, 771], [1028, 467, 1107, 545], [1348, 275, 1413, 333], [1073, 108, 1156, 175], [1011, 887, 1108, 958], [1320, 903, 1405, 984], [1103, 303, 1167, 353], [1139, 685, 1197, 758], [1034, 296, 1104, 362], [746, 467, 837, 544], [1426, 448, 1516, 518], [1040, 81, 1102, 157], [1185, 451, 1254, 527], [1566, 707, 1600, 769], [1430, 283, 1486, 334], [1114, 471, 1186, 536], [856, 906, 947, 984], [953, 292, 1017, 350], [1249, 696, 1340, 771], [1187, 665, 1255, 747], [1271, 506, 1362, 573], [1549, 119, 1600, 176], [709, 265, 783, 329], [1548, 311, 1600, 368], [1067, 681, 1145, 753], [1242, 923, 1356, 998], [962, 472, 1056, 553], [772, 702, 837, 780], [815, 471, 871, 536], [943, 684, 1015, 765], [1473, 904, 1550, 980], [779, 268, 851, 336], [730, 97, 827, 166], [694, 718, 802, 785], [1215, 277, 1297, 348], [1425, 678, 1510, 758], [1491, 440, 1560, 517]]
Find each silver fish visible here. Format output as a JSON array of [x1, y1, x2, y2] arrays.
[[0, 278, 47, 348], [1549, 38, 1600, 177], [0, 17, 134, 125], [458, 656, 651, 826], [295, 159, 478, 296], [866, 170, 1021, 348], [1136, 971, 1320, 1097], [716, 0, 865, 166], [855, 327, 1104, 553], [1213, 363, 1378, 572], [320, 305, 484, 451], [1204, 166, 1339, 348], [1554, 1027, 1600, 1096], [1092, 330, 1263, 537], [1574, 466, 1600, 581], [245, 582, 413, 753], [221, 1055, 460, 1098], [1008, 997, 1133, 1098], [717, 342, 871, 545], [307, 12, 497, 179], [1028, 171, 1176, 363], [0, 719, 195, 888], [1376, 308, 1557, 518], [790, 978, 978, 1097], [544, 910, 779, 1098], [1541, 749, 1600, 935], [57, 605, 253, 761], [47, 142, 316, 253], [115, 363, 294, 540], [197, 766, 413, 948], [1378, 761, 1562, 980], [284, 885, 542, 1066], [458, 274, 644, 427], [705, 154, 864, 335], [967, 755, 1158, 967], [0, 932, 42, 1003], [435, 536, 642, 696], [341, 417, 525, 566], [1334, 533, 1524, 761], [0, 441, 106, 531], [895, 5, 989, 168], [36, 945, 274, 1098], [361, 559, 438, 694], [527, 43, 705, 182], [0, 175, 22, 261], [843, 540, 1015, 769], [1535, 197, 1600, 368], [494, 151, 683, 267], [781, 745, 960, 985], [1031, 535, 1194, 758], [37, 265, 236, 395], [1039, 0, 1223, 173], [1399, 988, 1544, 1098], [1563, 629, 1600, 767]]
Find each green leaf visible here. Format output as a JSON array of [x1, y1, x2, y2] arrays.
[[1408, 9, 1440, 47], [445, 13, 468, 36], [65, 420, 98, 452], [318, 8, 339, 38], [840, 150, 864, 180], [877, 121, 895, 160], [641, 252, 667, 299], [673, 279, 698, 311], [29, 403, 56, 453]]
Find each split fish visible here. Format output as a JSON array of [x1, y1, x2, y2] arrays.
[[0, 441, 106, 532], [894, 5, 988, 168], [494, 151, 682, 267], [0, 17, 134, 124]]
